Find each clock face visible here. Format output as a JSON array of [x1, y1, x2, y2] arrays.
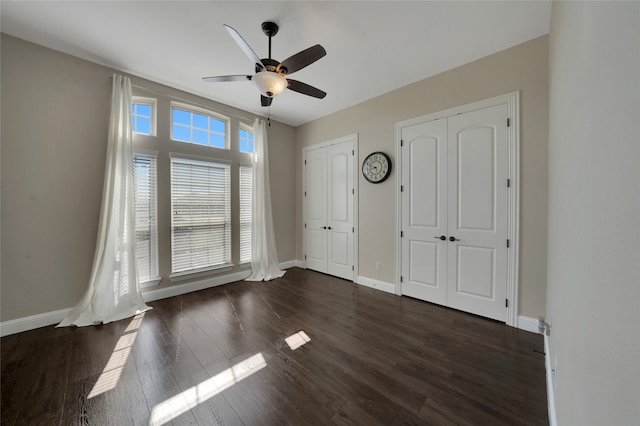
[[362, 152, 391, 183]]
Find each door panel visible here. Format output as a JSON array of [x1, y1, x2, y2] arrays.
[[306, 156, 325, 221], [455, 246, 495, 299], [447, 104, 508, 321], [401, 119, 447, 305], [408, 240, 439, 288], [329, 152, 349, 222], [457, 127, 495, 231], [410, 137, 440, 227]]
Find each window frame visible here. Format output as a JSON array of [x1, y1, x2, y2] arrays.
[[239, 163, 253, 264], [170, 101, 230, 150], [239, 123, 255, 154], [132, 97, 157, 136], [132, 148, 160, 287], [169, 153, 233, 279]]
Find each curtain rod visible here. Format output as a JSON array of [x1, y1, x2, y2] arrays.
[[109, 75, 260, 123]]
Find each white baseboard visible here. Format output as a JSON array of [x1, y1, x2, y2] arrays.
[[518, 316, 557, 425], [280, 259, 303, 269], [356, 275, 396, 294], [0, 308, 70, 337], [544, 332, 558, 426], [1, 261, 303, 337], [517, 315, 541, 334]]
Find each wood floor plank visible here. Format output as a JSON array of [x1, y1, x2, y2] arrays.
[[1, 268, 548, 425]]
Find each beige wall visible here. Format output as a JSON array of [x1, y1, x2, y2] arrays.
[[296, 36, 549, 318], [1, 34, 297, 322], [547, 2, 639, 424]]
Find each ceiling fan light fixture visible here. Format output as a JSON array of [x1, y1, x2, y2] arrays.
[[253, 71, 287, 97]]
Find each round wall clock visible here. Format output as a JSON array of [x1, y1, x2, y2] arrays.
[[362, 151, 392, 183]]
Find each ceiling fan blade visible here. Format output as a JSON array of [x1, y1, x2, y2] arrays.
[[202, 75, 252, 83], [279, 44, 326, 75], [286, 79, 327, 99], [261, 95, 273, 107], [224, 24, 265, 70]]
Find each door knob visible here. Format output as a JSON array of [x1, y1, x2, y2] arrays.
[[322, 226, 327, 229], [435, 235, 446, 241], [327, 226, 333, 230], [449, 236, 460, 242]]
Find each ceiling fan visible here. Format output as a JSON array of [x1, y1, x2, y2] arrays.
[[203, 22, 327, 107]]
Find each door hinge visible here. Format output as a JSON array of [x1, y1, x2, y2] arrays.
[[401, 231, 404, 238], [304, 255, 307, 260], [507, 118, 511, 127], [400, 276, 404, 283], [352, 188, 355, 195], [400, 140, 404, 147], [352, 227, 354, 233], [400, 185, 404, 192], [304, 191, 307, 197], [304, 160, 307, 165], [352, 265, 354, 271], [505, 299, 509, 308], [352, 149, 355, 156], [304, 223, 307, 228], [507, 239, 510, 248], [507, 178, 511, 188]]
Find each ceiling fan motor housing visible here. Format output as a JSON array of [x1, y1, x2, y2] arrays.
[[255, 58, 287, 75]]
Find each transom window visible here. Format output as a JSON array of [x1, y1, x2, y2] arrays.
[[239, 125, 254, 153], [132, 97, 156, 136], [171, 102, 228, 149]]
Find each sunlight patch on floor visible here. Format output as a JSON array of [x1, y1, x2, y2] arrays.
[[285, 330, 311, 350], [87, 313, 145, 399], [148, 352, 267, 426]]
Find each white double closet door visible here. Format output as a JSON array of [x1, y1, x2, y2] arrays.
[[304, 137, 355, 281], [401, 104, 509, 321]]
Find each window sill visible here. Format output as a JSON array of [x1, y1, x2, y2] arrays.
[[140, 278, 161, 289], [170, 263, 234, 283]]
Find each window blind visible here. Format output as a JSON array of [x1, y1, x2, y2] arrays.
[[133, 153, 158, 283], [239, 165, 253, 263], [171, 157, 231, 274]]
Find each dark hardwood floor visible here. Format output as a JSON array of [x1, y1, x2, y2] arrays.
[[1, 268, 548, 425]]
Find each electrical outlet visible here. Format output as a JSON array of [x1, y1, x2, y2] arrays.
[[375, 262, 381, 271]]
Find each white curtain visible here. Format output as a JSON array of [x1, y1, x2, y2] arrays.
[[58, 74, 151, 327], [246, 119, 286, 281]]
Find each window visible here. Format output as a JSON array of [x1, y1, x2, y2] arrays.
[[132, 97, 156, 136], [133, 150, 159, 285], [171, 102, 228, 149], [239, 165, 253, 263], [170, 156, 231, 275], [239, 125, 254, 153]]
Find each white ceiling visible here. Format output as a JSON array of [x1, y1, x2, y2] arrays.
[[1, 1, 551, 127]]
